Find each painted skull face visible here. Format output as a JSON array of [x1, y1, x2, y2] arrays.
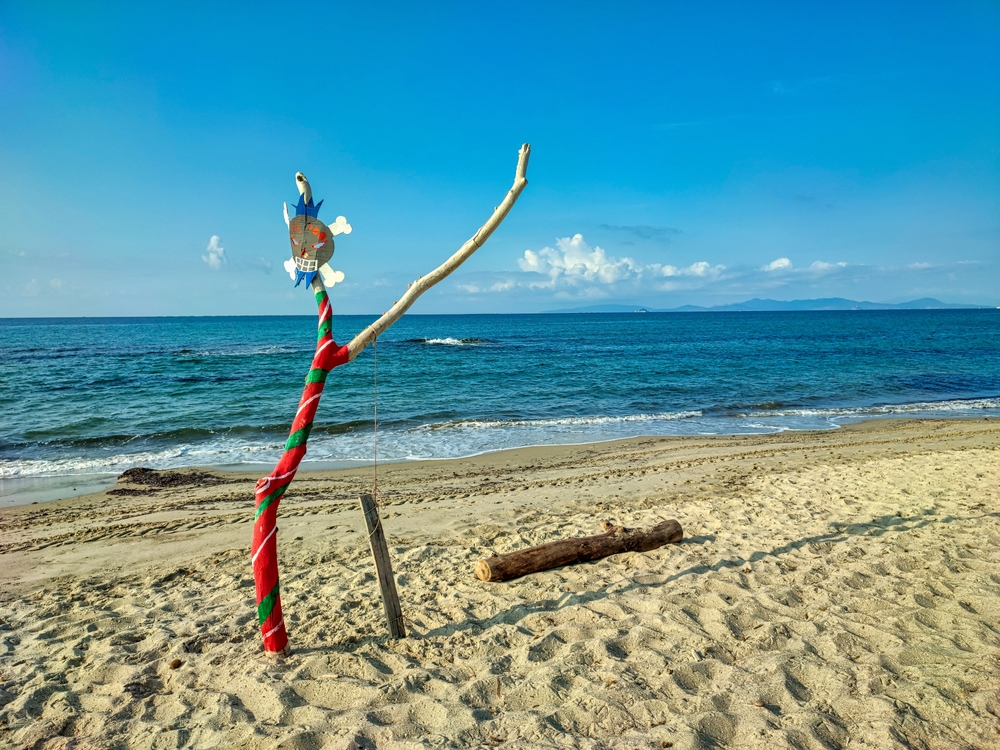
[[289, 215, 335, 273], [284, 173, 351, 289]]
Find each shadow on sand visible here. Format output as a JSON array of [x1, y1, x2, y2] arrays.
[[294, 507, 994, 654], [417, 507, 990, 639]]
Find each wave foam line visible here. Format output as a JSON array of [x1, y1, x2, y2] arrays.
[[0, 439, 286, 478], [405, 337, 489, 346], [739, 396, 1000, 418], [416, 410, 704, 432]]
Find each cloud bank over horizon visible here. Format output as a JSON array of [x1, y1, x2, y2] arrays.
[[451, 234, 886, 303], [439, 232, 994, 310]]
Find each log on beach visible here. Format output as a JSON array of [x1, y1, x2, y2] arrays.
[[475, 519, 684, 582]]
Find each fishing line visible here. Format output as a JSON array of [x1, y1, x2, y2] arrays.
[[372, 334, 386, 509]]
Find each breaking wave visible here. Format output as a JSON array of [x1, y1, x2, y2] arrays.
[[416, 411, 703, 431], [406, 337, 490, 346], [735, 396, 1000, 418]]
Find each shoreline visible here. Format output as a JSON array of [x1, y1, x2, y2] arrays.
[[1, 417, 998, 748], [2, 412, 997, 509], [1, 416, 996, 581]]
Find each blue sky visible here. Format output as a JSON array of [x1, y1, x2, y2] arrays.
[[1, 2, 998, 316]]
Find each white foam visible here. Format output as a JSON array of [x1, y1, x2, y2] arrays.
[[0, 438, 288, 479], [188, 344, 304, 357], [0, 448, 186, 479], [416, 410, 703, 431], [739, 397, 1000, 419]]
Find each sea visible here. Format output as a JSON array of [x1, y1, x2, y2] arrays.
[[2, 310, 998, 506]]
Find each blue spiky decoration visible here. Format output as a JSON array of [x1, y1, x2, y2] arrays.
[[294, 270, 316, 287], [294, 194, 324, 218]]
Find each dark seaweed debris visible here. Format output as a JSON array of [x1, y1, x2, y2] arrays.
[[107, 487, 148, 496], [116, 467, 226, 489]]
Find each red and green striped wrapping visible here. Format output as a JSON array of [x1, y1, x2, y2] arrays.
[[252, 286, 349, 652]]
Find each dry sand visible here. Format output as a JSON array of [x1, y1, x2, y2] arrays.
[[1, 418, 999, 749]]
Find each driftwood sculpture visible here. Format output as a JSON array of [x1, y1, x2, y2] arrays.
[[475, 519, 683, 582], [251, 145, 531, 654]]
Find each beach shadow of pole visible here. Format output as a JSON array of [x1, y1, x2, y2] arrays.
[[417, 508, 996, 639]]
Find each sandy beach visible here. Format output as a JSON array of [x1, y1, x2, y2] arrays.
[[1, 417, 998, 749]]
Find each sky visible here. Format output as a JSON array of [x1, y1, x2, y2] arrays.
[[1, 1, 998, 316]]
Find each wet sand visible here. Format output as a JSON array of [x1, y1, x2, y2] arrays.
[[1, 418, 998, 749]]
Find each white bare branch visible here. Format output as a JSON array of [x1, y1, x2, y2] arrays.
[[342, 143, 531, 362]]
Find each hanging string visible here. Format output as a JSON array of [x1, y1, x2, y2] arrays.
[[371, 334, 385, 509]]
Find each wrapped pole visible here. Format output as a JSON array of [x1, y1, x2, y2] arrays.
[[250, 145, 531, 653], [251, 282, 349, 653]]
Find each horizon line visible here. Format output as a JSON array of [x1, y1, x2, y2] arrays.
[[3, 309, 998, 321]]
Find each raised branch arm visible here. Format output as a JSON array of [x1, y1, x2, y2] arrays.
[[345, 143, 531, 361]]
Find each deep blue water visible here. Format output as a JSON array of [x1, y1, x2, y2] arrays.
[[1, 310, 998, 503]]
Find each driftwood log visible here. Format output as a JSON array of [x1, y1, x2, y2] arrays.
[[475, 519, 683, 582]]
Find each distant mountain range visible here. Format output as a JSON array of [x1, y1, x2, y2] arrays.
[[546, 297, 996, 313]]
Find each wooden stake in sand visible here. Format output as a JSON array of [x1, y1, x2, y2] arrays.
[[475, 519, 684, 582], [359, 493, 405, 639], [251, 144, 531, 653]]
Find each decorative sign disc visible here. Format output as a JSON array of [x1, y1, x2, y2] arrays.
[[282, 172, 351, 289]]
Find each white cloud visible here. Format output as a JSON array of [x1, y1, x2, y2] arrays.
[[763, 257, 792, 272], [456, 279, 522, 294], [809, 261, 847, 272], [50, 278, 64, 289], [555, 286, 608, 300], [659, 261, 725, 278], [518, 234, 640, 287], [202, 235, 227, 270], [908, 262, 932, 270]]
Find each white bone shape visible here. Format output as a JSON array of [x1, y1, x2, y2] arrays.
[[329, 216, 352, 236], [319, 264, 345, 288]]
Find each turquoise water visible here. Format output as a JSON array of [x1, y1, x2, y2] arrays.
[[1, 310, 998, 504]]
